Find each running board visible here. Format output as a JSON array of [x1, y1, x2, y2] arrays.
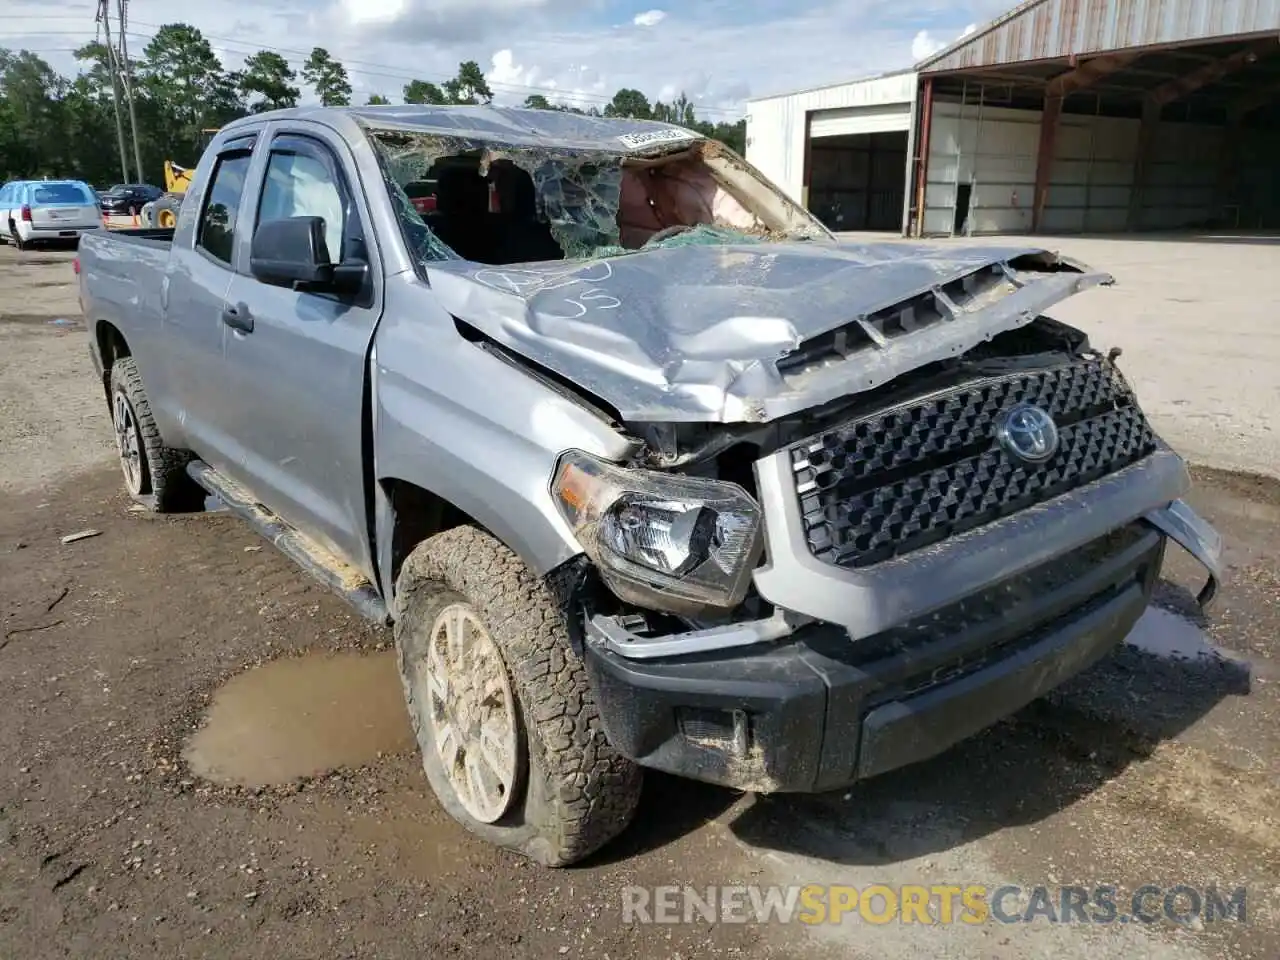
[[186, 460, 390, 625]]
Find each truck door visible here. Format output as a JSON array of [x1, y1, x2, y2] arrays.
[[155, 135, 257, 458], [217, 127, 382, 580]]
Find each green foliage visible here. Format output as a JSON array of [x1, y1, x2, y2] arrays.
[[403, 79, 447, 105], [366, 93, 390, 105], [238, 51, 299, 113], [0, 29, 749, 188], [603, 88, 651, 119], [302, 47, 351, 107], [442, 60, 493, 105]]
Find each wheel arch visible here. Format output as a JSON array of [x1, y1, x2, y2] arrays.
[[94, 319, 132, 403], [374, 475, 582, 615]]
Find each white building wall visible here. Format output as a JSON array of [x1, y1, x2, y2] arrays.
[[746, 72, 917, 209], [924, 97, 1231, 236], [925, 102, 1039, 235]]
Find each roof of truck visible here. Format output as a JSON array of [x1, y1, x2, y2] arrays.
[[225, 104, 705, 153]]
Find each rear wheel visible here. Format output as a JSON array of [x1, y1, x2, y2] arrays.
[[395, 527, 642, 866], [109, 356, 199, 512]]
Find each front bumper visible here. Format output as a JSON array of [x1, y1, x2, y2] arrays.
[[584, 491, 1221, 794]]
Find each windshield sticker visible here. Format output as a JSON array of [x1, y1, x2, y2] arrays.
[[617, 129, 698, 149]]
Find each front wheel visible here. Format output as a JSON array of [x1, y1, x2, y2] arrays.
[[395, 527, 642, 866]]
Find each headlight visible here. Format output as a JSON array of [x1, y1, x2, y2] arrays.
[[551, 450, 763, 613]]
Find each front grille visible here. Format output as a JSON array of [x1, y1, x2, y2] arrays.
[[790, 358, 1157, 568]]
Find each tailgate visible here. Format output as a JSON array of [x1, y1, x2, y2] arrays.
[[33, 204, 100, 228]]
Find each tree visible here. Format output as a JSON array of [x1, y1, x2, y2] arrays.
[[238, 50, 298, 113], [0, 50, 69, 178], [653, 92, 696, 127], [302, 47, 351, 106], [403, 79, 446, 105], [442, 60, 493, 105], [138, 24, 239, 132], [603, 88, 651, 119], [135, 24, 242, 180], [0, 44, 754, 192], [366, 93, 390, 105]]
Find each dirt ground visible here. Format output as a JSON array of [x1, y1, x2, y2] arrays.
[[1, 244, 1278, 959]]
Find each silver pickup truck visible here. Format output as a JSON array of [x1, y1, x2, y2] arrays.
[[77, 105, 1222, 867]]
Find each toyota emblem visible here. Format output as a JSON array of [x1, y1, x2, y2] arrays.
[[997, 403, 1060, 463]]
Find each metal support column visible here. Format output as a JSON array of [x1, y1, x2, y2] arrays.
[[912, 77, 934, 237], [1128, 98, 1160, 231], [1032, 94, 1062, 233]]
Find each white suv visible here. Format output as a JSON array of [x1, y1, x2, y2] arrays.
[[1, 179, 103, 249]]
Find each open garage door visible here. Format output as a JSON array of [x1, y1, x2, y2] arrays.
[[810, 102, 911, 138], [807, 128, 909, 231], [916, 26, 1280, 237]]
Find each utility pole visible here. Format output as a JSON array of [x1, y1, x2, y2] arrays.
[[96, 0, 131, 183], [116, 0, 145, 184]]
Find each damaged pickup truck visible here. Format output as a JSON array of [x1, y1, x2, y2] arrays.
[[77, 105, 1223, 866]]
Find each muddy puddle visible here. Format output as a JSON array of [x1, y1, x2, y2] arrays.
[[1126, 606, 1246, 665], [184, 650, 415, 787]]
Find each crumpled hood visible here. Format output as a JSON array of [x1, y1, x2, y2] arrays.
[[424, 239, 1111, 423]]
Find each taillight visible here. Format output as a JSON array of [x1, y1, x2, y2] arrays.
[[20, 205, 32, 222], [73, 257, 81, 275]]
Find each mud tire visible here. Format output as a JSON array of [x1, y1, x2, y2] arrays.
[[109, 356, 199, 512], [395, 526, 642, 866]]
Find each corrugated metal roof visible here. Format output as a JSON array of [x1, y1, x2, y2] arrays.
[[745, 67, 917, 104], [917, 0, 1280, 73]]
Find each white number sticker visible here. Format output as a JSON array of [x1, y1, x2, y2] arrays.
[[617, 128, 700, 149]]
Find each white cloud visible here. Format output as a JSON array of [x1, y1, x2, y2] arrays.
[[912, 21, 981, 63], [632, 9, 666, 27], [488, 48, 540, 90], [911, 29, 947, 61], [339, 0, 408, 26]]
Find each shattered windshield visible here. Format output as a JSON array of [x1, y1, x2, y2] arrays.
[[369, 126, 827, 269]]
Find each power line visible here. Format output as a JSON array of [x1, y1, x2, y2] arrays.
[[0, 23, 745, 117]]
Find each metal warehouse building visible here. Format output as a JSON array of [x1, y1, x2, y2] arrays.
[[746, 0, 1280, 236]]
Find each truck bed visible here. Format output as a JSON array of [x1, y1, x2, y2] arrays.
[[77, 228, 176, 357], [96, 226, 175, 246]]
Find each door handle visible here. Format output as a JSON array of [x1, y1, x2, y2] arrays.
[[221, 302, 253, 333]]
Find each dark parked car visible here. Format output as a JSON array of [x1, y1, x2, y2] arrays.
[[100, 183, 164, 216]]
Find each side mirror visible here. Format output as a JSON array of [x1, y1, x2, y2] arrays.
[[250, 216, 369, 295], [250, 216, 334, 288]]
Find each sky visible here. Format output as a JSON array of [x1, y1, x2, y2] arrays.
[[4, 0, 1012, 118]]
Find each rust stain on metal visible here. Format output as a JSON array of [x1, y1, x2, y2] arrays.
[[1008, 14, 1026, 60], [919, 0, 1280, 74]]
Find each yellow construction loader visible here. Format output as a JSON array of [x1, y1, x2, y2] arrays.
[[142, 128, 219, 228]]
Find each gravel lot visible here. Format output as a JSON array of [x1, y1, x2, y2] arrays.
[[1, 242, 1277, 959]]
